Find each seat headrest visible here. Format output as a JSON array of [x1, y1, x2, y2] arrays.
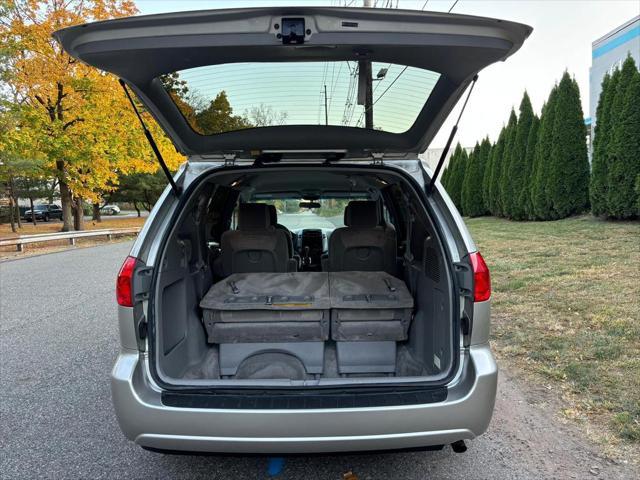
[[238, 203, 272, 230], [344, 201, 380, 228], [267, 204, 278, 226]]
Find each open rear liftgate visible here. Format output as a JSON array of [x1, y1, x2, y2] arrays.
[[199, 272, 413, 377]]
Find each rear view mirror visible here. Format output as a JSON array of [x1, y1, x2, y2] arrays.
[[299, 201, 321, 209]]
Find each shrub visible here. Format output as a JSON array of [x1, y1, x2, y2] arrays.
[[531, 85, 558, 219], [506, 92, 534, 220], [606, 66, 640, 218], [546, 72, 589, 219], [498, 109, 518, 217]]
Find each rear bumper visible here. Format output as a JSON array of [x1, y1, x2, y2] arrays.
[[110, 345, 497, 454]]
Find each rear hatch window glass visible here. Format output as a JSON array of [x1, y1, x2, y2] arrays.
[[161, 62, 440, 135]]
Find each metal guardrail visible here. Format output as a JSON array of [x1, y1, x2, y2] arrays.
[[0, 227, 141, 252]]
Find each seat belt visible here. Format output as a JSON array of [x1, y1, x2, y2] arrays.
[[193, 195, 210, 299], [403, 211, 415, 266], [402, 192, 415, 266], [402, 194, 417, 296]]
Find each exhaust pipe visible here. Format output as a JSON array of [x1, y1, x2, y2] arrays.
[[451, 440, 467, 453]]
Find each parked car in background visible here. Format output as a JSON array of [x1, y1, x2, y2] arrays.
[[23, 204, 63, 222], [100, 204, 121, 215]]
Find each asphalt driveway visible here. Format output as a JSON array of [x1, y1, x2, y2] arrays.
[[0, 242, 635, 479]]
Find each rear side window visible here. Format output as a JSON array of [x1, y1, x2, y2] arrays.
[[161, 61, 440, 135]]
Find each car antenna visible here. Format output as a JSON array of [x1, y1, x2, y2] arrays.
[[427, 74, 478, 194], [119, 79, 181, 197]]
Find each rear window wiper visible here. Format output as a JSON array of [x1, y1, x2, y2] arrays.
[[119, 79, 181, 197]]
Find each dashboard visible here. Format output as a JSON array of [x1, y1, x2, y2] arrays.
[[290, 228, 334, 270]]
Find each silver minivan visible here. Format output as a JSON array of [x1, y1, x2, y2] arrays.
[[55, 7, 530, 454]]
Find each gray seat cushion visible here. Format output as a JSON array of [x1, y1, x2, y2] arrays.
[[267, 204, 295, 258], [328, 201, 397, 275], [220, 203, 294, 276]]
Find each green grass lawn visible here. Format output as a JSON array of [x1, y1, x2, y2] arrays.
[[467, 215, 640, 448]]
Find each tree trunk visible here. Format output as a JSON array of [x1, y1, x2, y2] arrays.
[[92, 203, 102, 222], [29, 197, 36, 226], [8, 195, 17, 233], [73, 197, 85, 231], [133, 202, 141, 217], [57, 160, 73, 231], [143, 191, 152, 212], [14, 198, 22, 229], [47, 178, 58, 204]]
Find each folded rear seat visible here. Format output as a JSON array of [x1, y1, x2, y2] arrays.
[[199, 272, 330, 377], [329, 271, 413, 374], [199, 271, 413, 378]]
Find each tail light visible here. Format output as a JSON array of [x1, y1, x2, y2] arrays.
[[116, 256, 137, 307], [470, 251, 491, 302]]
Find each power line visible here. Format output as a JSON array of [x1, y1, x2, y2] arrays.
[[355, 0, 460, 126]]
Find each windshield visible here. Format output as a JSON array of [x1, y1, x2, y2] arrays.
[[248, 198, 368, 231], [161, 61, 440, 135], [34, 205, 48, 211]]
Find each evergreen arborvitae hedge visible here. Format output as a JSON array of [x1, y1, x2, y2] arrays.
[[449, 143, 468, 212], [520, 114, 540, 219], [462, 142, 487, 217], [441, 163, 450, 191], [479, 137, 492, 214], [546, 72, 589, 219], [531, 85, 558, 219], [605, 56, 640, 219], [488, 127, 506, 216], [506, 92, 534, 219], [442, 147, 458, 193], [461, 142, 478, 215], [606, 63, 640, 218], [589, 71, 617, 216], [442, 145, 458, 203], [636, 175, 640, 213], [498, 109, 518, 217], [482, 140, 495, 212]]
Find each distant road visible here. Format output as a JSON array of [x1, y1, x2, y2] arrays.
[[0, 243, 635, 479]]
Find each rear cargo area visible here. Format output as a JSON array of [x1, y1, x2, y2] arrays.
[[196, 271, 414, 380], [151, 166, 457, 388]]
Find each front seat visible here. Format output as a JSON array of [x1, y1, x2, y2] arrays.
[[328, 201, 397, 275], [220, 203, 295, 276], [267, 205, 294, 258]]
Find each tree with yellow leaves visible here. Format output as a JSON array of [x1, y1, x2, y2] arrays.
[[1, 0, 184, 231]]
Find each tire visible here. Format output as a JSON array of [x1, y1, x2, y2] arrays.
[[111, 209, 118, 216], [44, 214, 50, 222]]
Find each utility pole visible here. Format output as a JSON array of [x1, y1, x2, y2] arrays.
[[324, 84, 329, 125], [359, 0, 374, 128]]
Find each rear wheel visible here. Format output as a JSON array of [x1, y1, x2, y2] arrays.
[[44, 214, 50, 222]]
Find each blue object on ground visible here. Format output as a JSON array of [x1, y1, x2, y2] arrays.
[[267, 457, 285, 476]]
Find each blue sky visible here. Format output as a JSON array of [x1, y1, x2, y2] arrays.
[[135, 0, 640, 148]]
